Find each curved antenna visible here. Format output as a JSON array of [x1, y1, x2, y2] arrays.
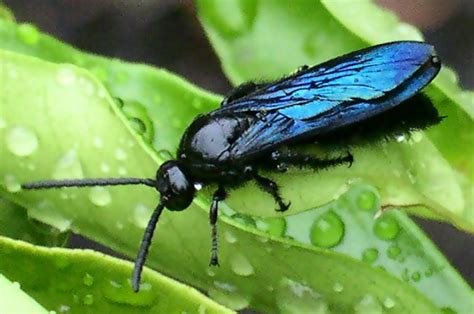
[[21, 178, 156, 190], [132, 198, 166, 292]]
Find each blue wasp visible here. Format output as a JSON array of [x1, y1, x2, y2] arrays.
[[22, 41, 442, 291]]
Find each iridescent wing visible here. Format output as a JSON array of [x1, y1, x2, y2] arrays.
[[213, 41, 441, 159]]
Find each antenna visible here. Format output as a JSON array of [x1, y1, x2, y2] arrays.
[[22, 176, 163, 293], [132, 198, 166, 292], [21, 178, 157, 190]]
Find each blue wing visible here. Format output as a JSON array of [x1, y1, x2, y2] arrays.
[[213, 41, 441, 159]]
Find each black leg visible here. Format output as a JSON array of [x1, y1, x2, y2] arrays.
[[209, 185, 227, 266], [271, 150, 353, 172], [254, 174, 290, 212], [221, 81, 267, 106]]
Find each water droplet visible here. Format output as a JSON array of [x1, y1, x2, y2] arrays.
[[158, 149, 173, 160], [192, 98, 203, 110], [0, 117, 6, 129], [356, 189, 377, 212], [230, 253, 254, 276], [4, 175, 21, 192], [424, 268, 434, 277], [82, 273, 94, 287], [82, 294, 94, 305], [171, 118, 182, 128], [79, 77, 95, 96], [58, 305, 70, 313], [118, 167, 127, 175], [383, 297, 396, 309], [134, 203, 151, 228], [387, 245, 401, 259], [93, 137, 103, 148], [88, 186, 111, 206], [395, 134, 406, 142], [206, 268, 215, 277], [224, 231, 237, 243], [362, 248, 379, 263], [410, 131, 423, 143], [100, 162, 110, 173], [276, 278, 326, 314], [333, 282, 344, 293], [53, 150, 83, 180], [6, 126, 39, 156], [310, 210, 345, 248], [57, 66, 76, 86], [103, 280, 154, 307], [115, 148, 127, 161], [207, 287, 250, 310], [407, 170, 416, 184], [256, 217, 287, 237], [213, 281, 237, 292], [354, 294, 383, 314], [194, 182, 203, 191], [17, 23, 40, 45], [8, 67, 18, 79], [401, 268, 410, 282], [373, 215, 400, 241], [411, 271, 421, 282], [231, 213, 256, 227]]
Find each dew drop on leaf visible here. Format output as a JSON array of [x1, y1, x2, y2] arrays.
[[53, 150, 84, 180], [17, 23, 40, 45], [276, 278, 327, 314], [310, 210, 345, 248], [354, 294, 383, 314], [230, 253, 254, 276], [100, 162, 110, 173], [56, 66, 76, 86], [333, 282, 344, 293], [6, 126, 39, 156], [207, 287, 250, 311], [82, 294, 94, 306], [88, 186, 111, 207], [0, 117, 6, 129], [383, 297, 396, 309], [4, 174, 21, 192], [93, 137, 103, 149], [373, 215, 400, 241], [82, 273, 94, 287], [103, 280, 155, 307], [118, 166, 127, 175], [192, 98, 203, 110], [362, 248, 379, 263], [387, 244, 402, 259], [356, 189, 377, 212], [256, 217, 287, 237], [134, 203, 151, 228], [114, 148, 127, 161], [411, 271, 421, 282], [224, 231, 237, 243]]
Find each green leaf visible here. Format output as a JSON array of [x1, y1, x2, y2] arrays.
[[0, 197, 68, 246], [196, 0, 474, 232], [0, 273, 48, 314], [0, 236, 233, 313], [0, 29, 471, 313]]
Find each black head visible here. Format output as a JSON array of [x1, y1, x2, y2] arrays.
[[155, 160, 195, 211]]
